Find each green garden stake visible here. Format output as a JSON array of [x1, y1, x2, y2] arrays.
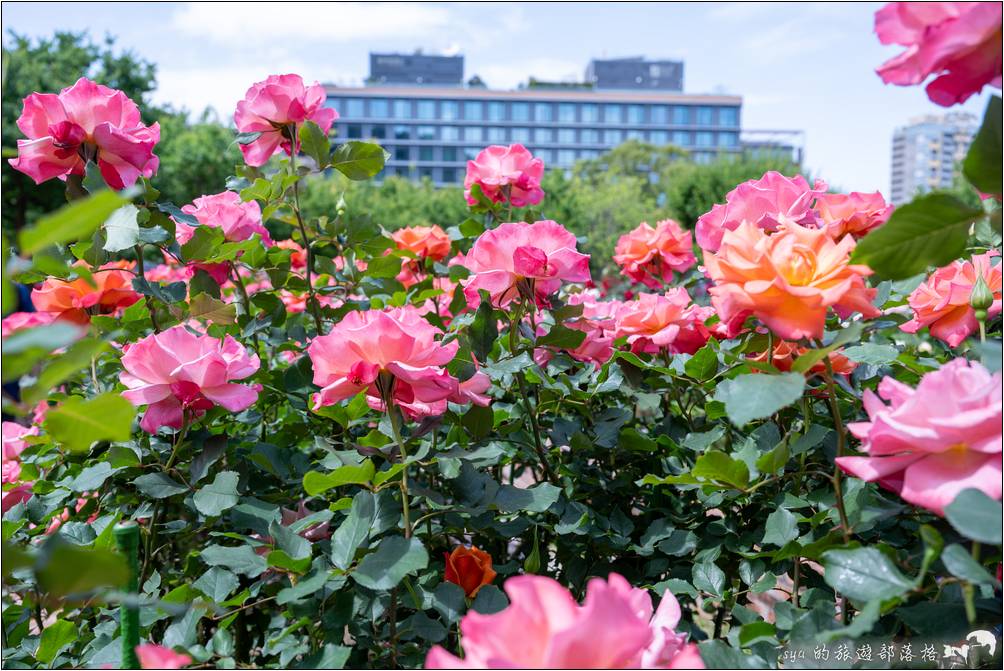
[[114, 521, 141, 670]]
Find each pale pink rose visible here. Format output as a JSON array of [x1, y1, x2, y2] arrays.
[[144, 263, 192, 285], [464, 144, 545, 207], [120, 326, 261, 433], [1, 312, 60, 338], [175, 191, 272, 245], [8, 77, 159, 189], [704, 221, 880, 341], [696, 172, 827, 252], [234, 74, 337, 166], [814, 191, 894, 240], [874, 2, 1003, 106], [614, 220, 696, 288], [136, 644, 191, 669], [425, 573, 702, 669], [462, 221, 590, 309], [837, 358, 1002, 516], [2, 422, 38, 486], [900, 251, 1002, 347], [613, 290, 713, 355], [307, 306, 490, 419], [1, 483, 33, 513]]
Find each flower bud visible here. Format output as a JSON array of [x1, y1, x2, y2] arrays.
[[523, 530, 541, 575], [444, 545, 496, 598], [970, 275, 994, 311]]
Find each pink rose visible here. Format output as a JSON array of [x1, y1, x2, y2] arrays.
[[614, 220, 697, 289], [136, 644, 191, 669], [462, 221, 591, 309], [613, 290, 713, 355], [8, 77, 159, 189], [534, 293, 619, 369], [175, 191, 272, 245], [696, 172, 827, 252], [837, 358, 1002, 516], [1, 311, 60, 338], [813, 191, 894, 240], [234, 74, 337, 166], [120, 326, 261, 433], [464, 144, 545, 208], [900, 251, 1002, 347], [276, 239, 308, 272], [425, 573, 703, 669], [874, 2, 1003, 106], [307, 306, 490, 419], [2, 421, 38, 487]]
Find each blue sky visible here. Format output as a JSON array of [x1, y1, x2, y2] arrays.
[[2, 1, 993, 194]]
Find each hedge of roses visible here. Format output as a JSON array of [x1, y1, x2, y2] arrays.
[[2, 4, 1002, 669]]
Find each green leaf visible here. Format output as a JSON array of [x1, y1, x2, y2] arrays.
[[963, 95, 1002, 198], [101, 204, 140, 252], [470, 295, 499, 363], [36, 619, 77, 664], [23, 338, 109, 405], [181, 225, 225, 261], [330, 141, 388, 180], [690, 450, 750, 490], [363, 254, 404, 279], [351, 536, 428, 591], [331, 491, 375, 570], [133, 473, 188, 499], [755, 440, 789, 476], [841, 343, 899, 366], [684, 341, 718, 381], [470, 584, 508, 614], [493, 483, 560, 513], [303, 460, 376, 496], [192, 566, 239, 602], [738, 621, 776, 647], [698, 641, 768, 669], [201, 544, 268, 577], [692, 561, 726, 598], [36, 544, 128, 596], [299, 121, 331, 168], [822, 546, 915, 603], [193, 471, 240, 517], [461, 404, 494, 440], [713, 373, 805, 426], [850, 193, 984, 280], [762, 508, 799, 547], [44, 393, 135, 453], [945, 488, 1003, 544], [188, 293, 237, 325], [536, 324, 587, 349], [941, 543, 1001, 587], [19, 190, 128, 254]]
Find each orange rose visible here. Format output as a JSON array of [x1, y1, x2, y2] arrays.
[[444, 545, 496, 598], [32, 261, 140, 324], [392, 225, 452, 262], [705, 221, 879, 340], [814, 191, 893, 240], [748, 339, 857, 377]]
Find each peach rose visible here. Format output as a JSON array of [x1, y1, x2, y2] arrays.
[[814, 191, 893, 240], [613, 220, 696, 289]]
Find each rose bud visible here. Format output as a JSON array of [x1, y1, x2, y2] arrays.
[[444, 545, 497, 598]]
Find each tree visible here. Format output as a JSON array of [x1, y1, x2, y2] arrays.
[[153, 109, 242, 207]]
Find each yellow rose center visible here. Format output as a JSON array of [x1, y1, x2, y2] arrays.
[[782, 247, 817, 286]]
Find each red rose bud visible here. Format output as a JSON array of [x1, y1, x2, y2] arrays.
[[444, 545, 497, 597]]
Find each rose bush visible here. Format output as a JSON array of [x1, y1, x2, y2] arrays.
[[2, 3, 1002, 669]]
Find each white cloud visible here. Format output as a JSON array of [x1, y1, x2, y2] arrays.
[[171, 2, 454, 44]]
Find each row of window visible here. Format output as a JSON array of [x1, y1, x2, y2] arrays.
[[338, 123, 739, 148], [328, 96, 739, 127], [381, 144, 738, 167]]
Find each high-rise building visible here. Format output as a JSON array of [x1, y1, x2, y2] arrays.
[[890, 112, 978, 204], [325, 52, 797, 185]]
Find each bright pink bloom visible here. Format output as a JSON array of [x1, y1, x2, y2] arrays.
[[613, 290, 713, 355], [464, 144, 545, 208], [900, 251, 1002, 347], [696, 172, 827, 252], [837, 359, 1002, 516], [814, 191, 894, 240], [8, 77, 159, 189], [425, 573, 702, 669], [2, 422, 37, 486], [307, 306, 490, 419], [462, 221, 590, 308], [120, 326, 261, 433], [534, 293, 621, 368], [874, 2, 1003, 106], [1, 311, 60, 337], [614, 220, 697, 288], [136, 644, 191, 669], [234, 74, 337, 166], [175, 191, 272, 245]]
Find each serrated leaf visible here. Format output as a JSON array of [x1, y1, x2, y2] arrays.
[[330, 141, 388, 180], [351, 536, 428, 591], [102, 204, 140, 252], [713, 373, 805, 426], [44, 393, 135, 453], [193, 471, 240, 516]]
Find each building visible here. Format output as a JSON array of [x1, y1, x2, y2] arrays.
[[890, 112, 978, 204], [325, 53, 775, 185]]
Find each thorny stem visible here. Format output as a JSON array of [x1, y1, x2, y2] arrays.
[[229, 261, 261, 355], [508, 313, 556, 484], [288, 128, 325, 335], [133, 244, 161, 332], [820, 356, 852, 544], [143, 416, 191, 581], [387, 404, 413, 539]]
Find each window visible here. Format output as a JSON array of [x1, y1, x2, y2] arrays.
[[650, 130, 668, 144], [626, 129, 644, 140], [441, 101, 459, 120], [672, 107, 690, 124], [347, 124, 362, 139], [651, 105, 669, 124], [717, 132, 738, 147], [581, 104, 598, 122], [695, 131, 714, 147], [344, 99, 365, 118], [370, 125, 386, 139], [534, 128, 554, 143], [512, 102, 530, 121], [417, 125, 436, 140], [440, 126, 460, 141], [512, 127, 531, 143], [442, 167, 458, 182], [672, 130, 690, 146], [535, 148, 554, 163], [557, 149, 576, 166], [580, 128, 599, 144], [464, 101, 483, 120], [534, 103, 553, 122], [487, 127, 506, 143], [393, 125, 410, 140], [419, 167, 433, 180], [558, 103, 576, 123], [487, 101, 506, 121], [696, 107, 713, 125], [627, 105, 645, 124], [394, 146, 410, 161], [419, 146, 434, 161], [719, 107, 738, 127], [694, 151, 713, 164], [464, 126, 484, 142], [603, 129, 623, 144], [417, 100, 436, 120], [393, 100, 411, 119], [442, 147, 457, 162], [370, 99, 390, 118], [580, 149, 599, 159], [558, 128, 576, 143], [463, 147, 480, 161], [604, 104, 622, 124]]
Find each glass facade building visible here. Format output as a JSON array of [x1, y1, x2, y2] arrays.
[[326, 86, 743, 185]]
